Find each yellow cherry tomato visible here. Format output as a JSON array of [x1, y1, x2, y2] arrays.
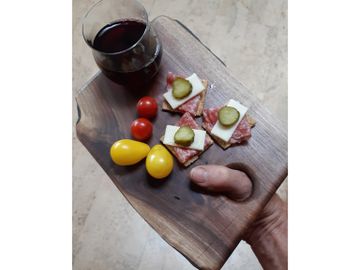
[[110, 139, 150, 166], [146, 144, 173, 179]]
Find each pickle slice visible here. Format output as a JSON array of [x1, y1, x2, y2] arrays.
[[172, 78, 192, 99], [174, 126, 195, 147], [218, 106, 240, 127]]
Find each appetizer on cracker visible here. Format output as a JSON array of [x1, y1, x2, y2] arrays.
[[161, 112, 213, 167], [162, 72, 208, 117], [202, 99, 256, 149]]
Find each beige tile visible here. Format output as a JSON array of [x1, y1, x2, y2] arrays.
[[73, 173, 195, 270], [222, 242, 261, 270], [72, 138, 104, 260], [73, 0, 287, 269]]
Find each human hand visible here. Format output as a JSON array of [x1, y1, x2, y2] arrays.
[[190, 165, 288, 270], [189, 164, 253, 202]]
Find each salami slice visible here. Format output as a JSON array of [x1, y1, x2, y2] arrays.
[[176, 95, 201, 117]]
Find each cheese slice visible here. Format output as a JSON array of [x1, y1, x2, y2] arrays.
[[163, 125, 206, 151], [163, 73, 205, 109], [211, 99, 248, 142]]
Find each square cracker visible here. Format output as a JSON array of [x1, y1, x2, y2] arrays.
[[162, 80, 208, 117], [160, 135, 213, 167], [202, 114, 256, 150], [202, 123, 231, 150]]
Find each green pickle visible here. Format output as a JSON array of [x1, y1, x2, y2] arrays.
[[218, 106, 240, 127], [174, 126, 195, 147], [172, 78, 192, 99]]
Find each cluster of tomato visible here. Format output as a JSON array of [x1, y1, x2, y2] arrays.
[[110, 97, 173, 179], [130, 97, 157, 141]]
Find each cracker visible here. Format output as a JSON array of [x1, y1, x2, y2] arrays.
[[160, 135, 213, 167], [202, 123, 231, 150], [162, 80, 208, 117], [202, 114, 256, 150]]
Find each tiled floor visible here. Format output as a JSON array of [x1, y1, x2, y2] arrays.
[[73, 0, 287, 269]]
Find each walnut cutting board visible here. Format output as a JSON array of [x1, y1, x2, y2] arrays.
[[76, 16, 287, 270]]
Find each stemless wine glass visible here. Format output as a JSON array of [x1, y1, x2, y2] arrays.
[[82, 0, 162, 86]]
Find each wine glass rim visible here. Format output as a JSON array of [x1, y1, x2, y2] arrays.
[[81, 0, 150, 55]]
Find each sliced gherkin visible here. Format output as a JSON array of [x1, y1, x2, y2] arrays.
[[218, 106, 240, 127], [172, 78, 192, 99], [174, 126, 195, 146]]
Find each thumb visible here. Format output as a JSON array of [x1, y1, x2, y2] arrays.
[[189, 165, 253, 202]]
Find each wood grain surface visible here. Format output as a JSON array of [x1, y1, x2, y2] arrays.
[[76, 16, 287, 270]]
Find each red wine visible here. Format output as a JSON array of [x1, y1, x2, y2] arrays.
[[92, 20, 162, 86], [93, 20, 145, 53]]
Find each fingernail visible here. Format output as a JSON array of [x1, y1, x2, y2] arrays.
[[190, 167, 208, 184]]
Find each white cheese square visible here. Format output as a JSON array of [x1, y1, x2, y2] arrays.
[[163, 125, 206, 151], [210, 99, 248, 142], [163, 73, 205, 109]]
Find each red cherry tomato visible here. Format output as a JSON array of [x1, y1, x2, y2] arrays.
[[136, 96, 158, 119], [131, 118, 153, 141]]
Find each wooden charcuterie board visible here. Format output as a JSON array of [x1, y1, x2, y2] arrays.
[[76, 16, 287, 270]]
